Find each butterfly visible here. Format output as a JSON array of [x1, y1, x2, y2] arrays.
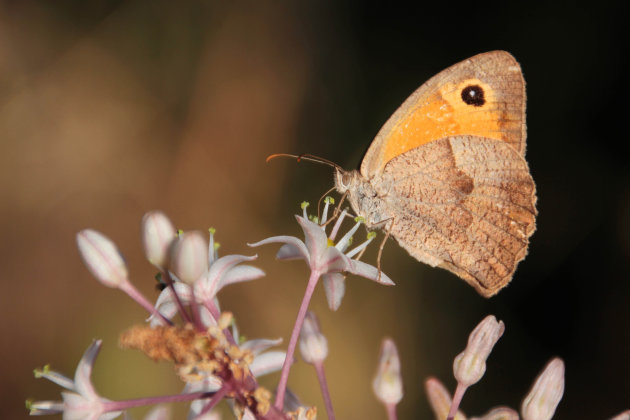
[[332, 51, 537, 297]]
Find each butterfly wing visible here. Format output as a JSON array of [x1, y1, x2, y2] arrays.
[[361, 51, 526, 178], [377, 135, 536, 297]]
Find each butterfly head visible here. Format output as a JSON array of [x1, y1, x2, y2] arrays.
[[334, 168, 361, 195]]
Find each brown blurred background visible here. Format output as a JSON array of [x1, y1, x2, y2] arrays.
[[2, 1, 628, 419]]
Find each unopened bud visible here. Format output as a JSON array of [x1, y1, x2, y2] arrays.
[[372, 338, 403, 406], [470, 406, 518, 420], [76, 229, 128, 288], [299, 312, 328, 364], [609, 410, 630, 420], [170, 231, 208, 285], [141, 211, 176, 269], [521, 358, 565, 420], [424, 377, 466, 420], [453, 315, 504, 386]]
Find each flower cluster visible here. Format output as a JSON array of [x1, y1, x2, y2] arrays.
[[28, 203, 394, 420], [26, 204, 629, 420], [29, 211, 291, 419]]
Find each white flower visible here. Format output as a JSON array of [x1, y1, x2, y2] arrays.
[[29, 340, 121, 420], [150, 229, 264, 327], [521, 358, 565, 420], [185, 335, 286, 420], [76, 230, 129, 288], [141, 211, 177, 270], [372, 338, 403, 406], [249, 203, 393, 310], [453, 315, 505, 387], [299, 312, 328, 364]]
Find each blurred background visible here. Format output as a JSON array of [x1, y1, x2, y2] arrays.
[[2, 1, 628, 419]]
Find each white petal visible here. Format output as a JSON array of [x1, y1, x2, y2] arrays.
[[199, 305, 217, 328], [241, 338, 283, 356], [149, 284, 192, 326], [201, 255, 258, 299], [185, 377, 223, 420], [249, 236, 310, 264], [318, 247, 350, 273], [220, 265, 265, 288], [76, 230, 128, 288], [143, 405, 171, 420], [296, 216, 328, 264], [348, 260, 394, 285], [276, 243, 305, 260], [74, 341, 102, 399], [242, 408, 256, 420], [184, 376, 223, 393], [249, 351, 287, 377], [323, 273, 346, 311]]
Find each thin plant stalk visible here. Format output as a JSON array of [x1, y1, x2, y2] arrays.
[[446, 383, 466, 420], [162, 270, 192, 323], [386, 403, 397, 420], [313, 361, 335, 420], [274, 269, 320, 409]]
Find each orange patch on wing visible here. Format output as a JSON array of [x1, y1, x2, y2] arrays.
[[381, 79, 513, 168]]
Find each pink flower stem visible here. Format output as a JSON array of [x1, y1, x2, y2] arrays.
[[313, 361, 335, 420], [385, 403, 397, 420], [446, 382, 467, 420], [104, 390, 215, 412], [162, 270, 191, 323], [196, 385, 230, 418], [119, 281, 173, 326], [274, 269, 320, 410]]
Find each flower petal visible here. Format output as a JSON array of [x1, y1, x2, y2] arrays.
[[322, 273, 346, 311], [318, 246, 350, 273], [276, 243, 305, 260], [208, 254, 258, 287], [295, 216, 328, 265], [149, 283, 192, 326], [242, 408, 256, 420], [241, 338, 283, 356], [185, 376, 223, 420], [347, 260, 395, 285], [143, 405, 171, 420], [249, 351, 287, 377], [74, 340, 102, 399], [220, 265, 265, 288], [249, 236, 310, 264]]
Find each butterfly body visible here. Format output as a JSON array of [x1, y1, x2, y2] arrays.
[[334, 51, 537, 297]]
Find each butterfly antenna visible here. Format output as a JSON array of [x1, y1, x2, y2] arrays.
[[266, 153, 344, 172]]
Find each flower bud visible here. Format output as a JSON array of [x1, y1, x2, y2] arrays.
[[141, 211, 176, 269], [453, 315, 505, 386], [609, 410, 630, 420], [76, 229, 128, 288], [424, 377, 466, 420], [470, 406, 519, 420], [372, 338, 403, 406], [299, 312, 328, 364], [521, 358, 565, 420], [170, 231, 208, 285]]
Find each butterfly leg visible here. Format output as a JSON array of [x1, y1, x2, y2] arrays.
[[357, 217, 394, 282], [375, 218, 395, 282]]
